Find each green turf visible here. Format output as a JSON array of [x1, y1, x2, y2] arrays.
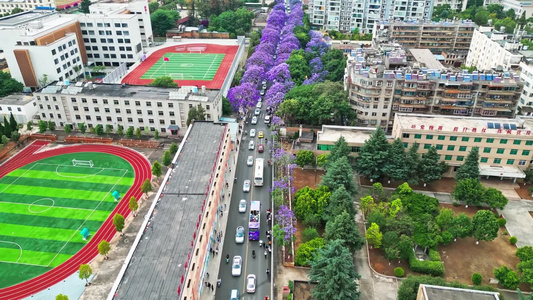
[[140, 53, 225, 81], [0, 152, 135, 288]]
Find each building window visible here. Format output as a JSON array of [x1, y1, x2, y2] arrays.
[[500, 139, 508, 144], [138, 118, 144, 123], [436, 144, 443, 150], [414, 134, 422, 139], [523, 150, 531, 156], [497, 148, 505, 154], [461, 137, 469, 142], [510, 149, 518, 155], [457, 156, 464, 161], [127, 118, 133, 122], [105, 108, 110, 113], [158, 111, 164, 116], [157, 102, 162, 107], [459, 146, 467, 151], [115, 109, 121, 113], [426, 134, 433, 140], [103, 99, 108, 104], [507, 159, 515, 165], [169, 112, 175, 116], [135, 101, 141, 106], [449, 136, 457, 141], [445, 155, 452, 161], [424, 144, 431, 149], [526, 141, 533, 146], [402, 133, 410, 138], [480, 157, 488, 163], [96, 116, 102, 121], [487, 138, 494, 143], [114, 100, 119, 105], [519, 160, 527, 166], [107, 116, 112, 121], [513, 140, 521, 145], [493, 158, 501, 164], [168, 103, 174, 108], [447, 145, 455, 151], [438, 135, 445, 140], [403, 143, 408, 148], [474, 137, 482, 142], [160, 120, 165, 124], [483, 147, 491, 153], [117, 117, 122, 122]]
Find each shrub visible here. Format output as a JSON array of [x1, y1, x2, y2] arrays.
[[409, 251, 445, 276], [494, 265, 520, 289], [428, 249, 441, 262], [472, 273, 482, 285], [294, 238, 324, 267], [510, 236, 518, 245], [302, 227, 320, 243], [394, 267, 405, 277], [453, 202, 460, 207], [289, 280, 294, 292], [498, 218, 507, 227]]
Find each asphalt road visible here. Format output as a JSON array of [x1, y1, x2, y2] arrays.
[[215, 104, 273, 300]]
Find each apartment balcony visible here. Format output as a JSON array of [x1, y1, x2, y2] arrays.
[[397, 104, 430, 113], [486, 89, 517, 96]]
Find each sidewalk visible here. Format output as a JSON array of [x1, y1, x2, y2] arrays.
[[201, 123, 244, 299]]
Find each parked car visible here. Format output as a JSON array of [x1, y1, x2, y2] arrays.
[[246, 274, 256, 293], [256, 102, 262, 108], [243, 180, 251, 192], [232, 256, 242, 276], [238, 199, 247, 213], [248, 140, 255, 150], [249, 129, 256, 137], [251, 116, 258, 124], [264, 115, 271, 124], [258, 144, 264, 153], [247, 156, 254, 166], [235, 226, 245, 244], [260, 89, 265, 96]]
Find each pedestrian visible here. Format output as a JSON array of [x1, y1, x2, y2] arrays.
[[266, 268, 270, 275], [207, 272, 210, 279], [205, 281, 208, 287], [224, 203, 227, 210], [211, 284, 214, 291], [207, 282, 211, 289]]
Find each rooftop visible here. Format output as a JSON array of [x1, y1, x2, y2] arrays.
[[115, 122, 226, 300], [38, 82, 219, 102], [377, 19, 477, 28], [395, 113, 533, 136], [0, 94, 33, 105], [317, 125, 376, 145], [0, 10, 55, 27], [409, 49, 444, 70], [419, 284, 500, 300]]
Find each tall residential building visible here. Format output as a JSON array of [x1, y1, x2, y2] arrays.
[[465, 26, 524, 71], [0, 0, 78, 16], [309, 0, 435, 33], [344, 47, 523, 130], [372, 20, 475, 54], [484, 0, 533, 19], [0, 10, 87, 88], [517, 61, 533, 116]]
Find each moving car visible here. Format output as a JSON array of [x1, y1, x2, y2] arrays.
[[243, 180, 251, 192], [248, 140, 255, 150], [230, 289, 240, 300], [258, 144, 264, 153], [232, 256, 242, 276], [264, 115, 271, 124], [260, 89, 265, 96], [247, 155, 254, 166], [235, 226, 245, 244], [254, 108, 260, 116], [251, 116, 258, 124], [246, 274, 256, 293], [239, 199, 247, 213], [250, 129, 256, 137], [258, 131, 264, 138], [256, 102, 262, 108]]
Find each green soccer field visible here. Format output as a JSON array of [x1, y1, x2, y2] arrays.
[[0, 152, 134, 288], [139, 53, 225, 81]]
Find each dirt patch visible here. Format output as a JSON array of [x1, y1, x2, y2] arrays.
[[439, 203, 500, 218], [359, 177, 456, 193], [368, 247, 413, 277], [293, 280, 317, 300], [515, 184, 533, 200]]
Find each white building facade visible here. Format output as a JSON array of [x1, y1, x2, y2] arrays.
[[518, 61, 533, 116], [0, 94, 37, 124]]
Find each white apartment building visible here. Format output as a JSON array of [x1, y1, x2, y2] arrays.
[[0, 10, 86, 88], [309, 0, 434, 33], [34, 82, 223, 135], [465, 26, 524, 72], [0, 0, 77, 16], [484, 0, 533, 19], [0, 94, 38, 123], [518, 61, 533, 116]]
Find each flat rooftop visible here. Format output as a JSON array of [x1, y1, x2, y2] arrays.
[[317, 125, 375, 145], [0, 10, 54, 27], [420, 284, 500, 300], [115, 122, 226, 300], [39, 82, 219, 102], [0, 94, 33, 105], [396, 114, 533, 135], [409, 49, 444, 70]]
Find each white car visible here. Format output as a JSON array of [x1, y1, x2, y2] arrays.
[[264, 115, 271, 124], [239, 199, 247, 213], [254, 108, 261, 116], [256, 102, 262, 108], [243, 180, 251, 192], [248, 140, 255, 150], [232, 256, 242, 276], [235, 226, 245, 244], [251, 116, 258, 124], [260, 89, 265, 96], [250, 129, 256, 137], [247, 156, 254, 166], [246, 274, 256, 293]]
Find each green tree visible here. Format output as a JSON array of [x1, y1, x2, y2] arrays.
[[398, 235, 414, 260], [222, 96, 233, 115], [420, 146, 447, 184], [413, 219, 442, 248], [294, 237, 325, 266], [310, 239, 360, 300], [295, 150, 314, 167], [472, 210, 499, 242], [79, 0, 92, 13], [38, 120, 47, 133], [484, 187, 508, 209], [26, 121, 33, 131], [494, 265, 520, 289], [293, 186, 330, 227], [405, 142, 421, 185], [148, 1, 159, 13], [474, 7, 490, 25], [436, 208, 455, 231], [79, 264, 92, 285], [286, 50, 311, 85], [472, 273, 482, 285], [495, 17, 517, 33], [324, 211, 365, 252], [48, 121, 56, 132], [449, 213, 473, 239], [317, 153, 328, 168], [9, 113, 17, 133], [56, 294, 69, 300], [359, 195, 375, 215], [150, 75, 177, 87], [208, 8, 254, 36], [10, 130, 20, 142], [384, 138, 410, 182], [516, 246, 533, 262], [321, 156, 357, 194], [325, 185, 356, 221], [186, 104, 206, 125], [95, 124, 103, 136], [105, 124, 113, 135], [452, 178, 485, 206], [389, 198, 403, 218], [506, 8, 516, 19], [151, 10, 177, 36], [0, 70, 23, 97], [322, 49, 348, 82], [113, 213, 125, 233], [64, 124, 72, 134], [382, 231, 400, 258], [152, 161, 163, 177], [3, 116, 10, 138], [302, 227, 320, 242], [129, 196, 139, 216], [456, 147, 480, 181], [328, 136, 350, 166], [154, 130, 159, 140], [162, 150, 172, 166], [117, 125, 124, 136], [169, 142, 178, 155], [98, 240, 110, 259], [126, 127, 134, 138], [1, 135, 8, 145], [356, 126, 390, 181], [135, 128, 141, 139], [78, 122, 87, 134], [141, 179, 152, 195], [517, 260, 533, 287], [366, 222, 383, 248]]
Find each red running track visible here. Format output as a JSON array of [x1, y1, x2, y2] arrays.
[[121, 43, 239, 89], [0, 141, 151, 300]]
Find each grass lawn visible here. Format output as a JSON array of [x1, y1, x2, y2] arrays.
[[0, 152, 134, 288], [139, 52, 225, 80]]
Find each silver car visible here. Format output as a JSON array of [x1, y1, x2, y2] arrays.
[[235, 226, 245, 244], [254, 108, 260, 116], [238, 199, 247, 213], [248, 140, 255, 150], [246, 274, 256, 293], [232, 256, 242, 276], [251, 116, 258, 124], [247, 156, 254, 166], [243, 180, 251, 192], [249, 129, 256, 137]]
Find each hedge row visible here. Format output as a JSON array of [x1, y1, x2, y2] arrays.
[[408, 250, 445, 276]]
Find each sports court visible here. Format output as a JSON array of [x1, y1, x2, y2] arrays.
[[0, 152, 133, 288], [139, 53, 225, 81]]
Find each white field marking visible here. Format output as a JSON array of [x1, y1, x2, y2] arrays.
[[0, 241, 23, 263], [36, 163, 129, 172], [203, 55, 219, 80], [0, 200, 99, 212], [55, 165, 105, 179], [0, 164, 38, 194], [46, 169, 129, 267], [28, 198, 55, 213]]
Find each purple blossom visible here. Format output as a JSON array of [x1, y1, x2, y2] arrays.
[[278, 42, 299, 55], [246, 51, 274, 71], [265, 91, 284, 108], [267, 10, 287, 29], [309, 57, 323, 73], [281, 25, 295, 37], [241, 65, 266, 85], [227, 82, 260, 112], [280, 35, 300, 47], [266, 63, 292, 84], [266, 82, 293, 97], [306, 31, 329, 55], [302, 73, 321, 85], [275, 53, 291, 65], [254, 42, 276, 56], [276, 205, 297, 242], [271, 115, 283, 126], [260, 28, 281, 46]]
